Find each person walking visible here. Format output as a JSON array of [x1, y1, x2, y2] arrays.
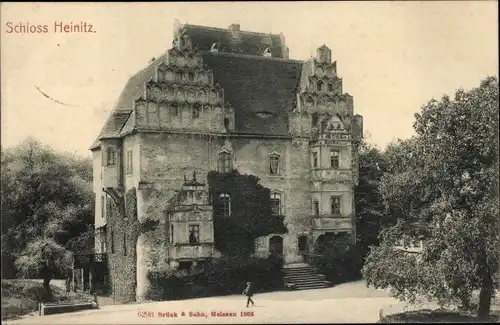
[[242, 281, 255, 307]]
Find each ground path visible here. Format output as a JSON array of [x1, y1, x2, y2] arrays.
[[5, 281, 403, 324]]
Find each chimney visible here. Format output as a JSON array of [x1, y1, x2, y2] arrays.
[[229, 24, 241, 39]]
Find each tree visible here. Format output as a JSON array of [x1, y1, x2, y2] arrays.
[[363, 77, 499, 317], [1, 138, 94, 299], [355, 140, 393, 257]]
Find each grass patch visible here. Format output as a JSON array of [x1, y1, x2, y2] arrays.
[[1, 279, 69, 320], [379, 309, 500, 323]]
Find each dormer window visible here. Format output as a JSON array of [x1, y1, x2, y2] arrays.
[[263, 48, 272, 57], [210, 43, 219, 53], [106, 148, 116, 166]]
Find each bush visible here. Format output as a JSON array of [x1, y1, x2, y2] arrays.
[[313, 241, 364, 285], [146, 256, 284, 300]]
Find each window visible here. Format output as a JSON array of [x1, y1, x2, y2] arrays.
[[101, 195, 105, 218], [171, 104, 179, 117], [271, 193, 281, 215], [330, 149, 339, 168], [269, 154, 280, 175], [170, 224, 174, 244], [331, 196, 341, 215], [328, 82, 334, 92], [123, 234, 127, 256], [298, 235, 308, 252], [218, 193, 231, 216], [317, 80, 324, 92], [312, 152, 318, 168], [188, 225, 200, 245], [126, 150, 133, 174], [110, 229, 115, 253], [312, 113, 319, 126], [175, 71, 183, 81], [187, 72, 195, 81], [313, 201, 319, 216], [218, 152, 232, 173], [224, 118, 229, 130], [106, 148, 116, 166], [192, 104, 201, 118]]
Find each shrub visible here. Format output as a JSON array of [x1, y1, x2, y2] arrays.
[[313, 240, 364, 285], [146, 257, 284, 300]]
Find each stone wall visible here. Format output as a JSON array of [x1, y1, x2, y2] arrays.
[[105, 188, 138, 302]]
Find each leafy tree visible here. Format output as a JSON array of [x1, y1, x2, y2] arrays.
[[363, 77, 499, 317], [355, 140, 393, 257], [1, 138, 94, 299]]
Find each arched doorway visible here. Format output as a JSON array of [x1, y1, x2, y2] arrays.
[[269, 236, 283, 258]]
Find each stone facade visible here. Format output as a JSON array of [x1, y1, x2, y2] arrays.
[[90, 21, 363, 301]]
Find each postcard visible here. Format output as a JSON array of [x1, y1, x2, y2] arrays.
[[1, 2, 498, 324]]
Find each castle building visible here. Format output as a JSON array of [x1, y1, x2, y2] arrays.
[[90, 20, 363, 301]]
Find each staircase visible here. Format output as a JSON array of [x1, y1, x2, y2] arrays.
[[283, 263, 332, 291]]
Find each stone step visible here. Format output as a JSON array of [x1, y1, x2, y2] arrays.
[[292, 284, 330, 290], [284, 274, 326, 280], [283, 268, 315, 274], [286, 279, 329, 286]]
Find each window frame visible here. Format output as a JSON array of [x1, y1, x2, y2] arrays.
[[331, 196, 341, 215], [330, 149, 340, 169], [218, 151, 232, 173], [312, 152, 318, 168], [106, 148, 116, 166], [126, 149, 133, 175], [269, 154, 281, 175], [313, 200, 320, 216], [270, 192, 281, 216], [188, 224, 200, 245], [218, 193, 231, 217]]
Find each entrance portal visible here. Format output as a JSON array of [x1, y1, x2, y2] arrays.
[[298, 235, 308, 253], [269, 235, 283, 258]]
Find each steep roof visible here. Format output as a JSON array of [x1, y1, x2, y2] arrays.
[[90, 24, 304, 150], [202, 53, 302, 134], [184, 24, 286, 58]]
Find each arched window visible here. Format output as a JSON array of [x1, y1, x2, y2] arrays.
[[270, 193, 281, 215], [218, 151, 232, 173], [106, 148, 116, 166], [218, 193, 231, 216], [317, 80, 324, 92], [328, 82, 334, 92]]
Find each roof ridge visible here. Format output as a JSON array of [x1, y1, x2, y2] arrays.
[[185, 23, 281, 37], [200, 50, 303, 63]]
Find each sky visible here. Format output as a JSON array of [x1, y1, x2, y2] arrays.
[[1, 2, 498, 158]]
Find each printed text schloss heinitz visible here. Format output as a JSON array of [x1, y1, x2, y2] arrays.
[[5, 22, 95, 34]]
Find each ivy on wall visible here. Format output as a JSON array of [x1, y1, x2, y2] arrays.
[[207, 170, 288, 259]]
